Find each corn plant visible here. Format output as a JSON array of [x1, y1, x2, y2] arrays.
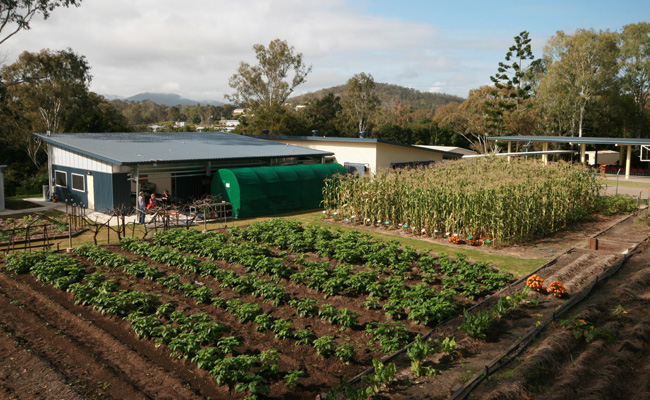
[[323, 157, 601, 245]]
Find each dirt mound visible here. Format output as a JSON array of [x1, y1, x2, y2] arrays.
[[471, 239, 650, 400]]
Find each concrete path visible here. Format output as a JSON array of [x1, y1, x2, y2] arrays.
[[601, 173, 650, 200], [0, 197, 198, 227], [0, 197, 67, 216]]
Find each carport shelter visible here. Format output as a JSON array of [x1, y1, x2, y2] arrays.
[[488, 135, 650, 180], [34, 132, 334, 212]]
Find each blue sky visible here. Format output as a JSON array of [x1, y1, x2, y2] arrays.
[[2, 0, 648, 102]]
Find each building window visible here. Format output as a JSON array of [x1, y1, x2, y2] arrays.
[[54, 170, 67, 187], [390, 161, 435, 169], [71, 173, 85, 192], [344, 162, 368, 177]]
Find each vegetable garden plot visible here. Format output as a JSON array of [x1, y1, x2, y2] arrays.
[[2, 218, 513, 399], [322, 157, 601, 245]]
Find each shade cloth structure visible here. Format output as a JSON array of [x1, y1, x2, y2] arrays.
[[212, 163, 346, 218]]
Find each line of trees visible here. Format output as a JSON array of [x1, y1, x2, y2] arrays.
[[225, 26, 650, 153], [438, 25, 650, 152]]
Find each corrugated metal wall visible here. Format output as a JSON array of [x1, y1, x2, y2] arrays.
[[52, 165, 88, 207], [51, 166, 131, 212], [51, 147, 112, 173]]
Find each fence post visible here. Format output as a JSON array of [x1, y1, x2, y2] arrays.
[[67, 214, 73, 252]]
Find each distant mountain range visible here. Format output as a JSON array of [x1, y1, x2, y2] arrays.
[[103, 84, 463, 111], [103, 92, 224, 106], [289, 83, 464, 111]]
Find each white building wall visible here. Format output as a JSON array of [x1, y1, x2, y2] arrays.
[[51, 147, 113, 173]]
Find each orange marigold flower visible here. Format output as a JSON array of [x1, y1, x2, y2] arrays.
[[548, 280, 567, 298]]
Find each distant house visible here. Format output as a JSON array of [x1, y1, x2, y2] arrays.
[[218, 119, 240, 132], [256, 134, 462, 175], [584, 150, 620, 166], [149, 125, 165, 132], [34, 131, 333, 212], [233, 108, 246, 116]]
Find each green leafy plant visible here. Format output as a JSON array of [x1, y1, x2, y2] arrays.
[[596, 194, 637, 215], [406, 335, 436, 377], [318, 303, 338, 323], [313, 336, 337, 357], [560, 318, 613, 343], [335, 342, 356, 365], [284, 369, 306, 388], [271, 318, 293, 340], [254, 314, 275, 332], [333, 308, 360, 328], [363, 359, 396, 395], [366, 321, 411, 353], [226, 299, 263, 323], [294, 328, 316, 346], [459, 309, 492, 340], [290, 298, 319, 317], [436, 336, 457, 357]]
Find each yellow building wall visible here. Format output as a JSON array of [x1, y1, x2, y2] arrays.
[[265, 138, 378, 174], [376, 143, 444, 169], [262, 138, 446, 174]]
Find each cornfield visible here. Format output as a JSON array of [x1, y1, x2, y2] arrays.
[[322, 157, 601, 245]]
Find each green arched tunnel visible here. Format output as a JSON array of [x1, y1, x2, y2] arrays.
[[211, 163, 346, 218]]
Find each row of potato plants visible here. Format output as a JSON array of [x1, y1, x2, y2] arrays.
[[321, 157, 601, 244], [123, 221, 505, 397], [75, 240, 379, 375], [147, 220, 513, 349], [148, 220, 512, 329], [112, 237, 399, 360], [3, 249, 288, 399], [2, 219, 515, 398]]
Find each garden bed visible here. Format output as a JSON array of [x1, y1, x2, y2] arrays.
[[0, 219, 514, 399], [1, 215, 648, 399]]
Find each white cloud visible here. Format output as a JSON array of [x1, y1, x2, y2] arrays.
[[1, 0, 508, 100]]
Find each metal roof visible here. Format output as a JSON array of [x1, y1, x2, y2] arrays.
[[34, 132, 333, 166], [253, 135, 463, 158], [487, 135, 650, 146]]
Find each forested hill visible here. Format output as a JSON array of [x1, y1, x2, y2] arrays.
[[289, 83, 465, 111]]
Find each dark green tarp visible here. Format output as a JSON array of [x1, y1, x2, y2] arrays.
[[211, 163, 346, 218]]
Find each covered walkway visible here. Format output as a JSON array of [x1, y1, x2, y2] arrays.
[[488, 136, 650, 180]]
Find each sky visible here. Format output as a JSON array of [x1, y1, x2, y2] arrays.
[[2, 0, 649, 103]]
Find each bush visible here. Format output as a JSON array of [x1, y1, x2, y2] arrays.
[[596, 194, 637, 215]]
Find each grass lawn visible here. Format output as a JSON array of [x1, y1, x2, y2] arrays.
[[603, 178, 650, 190], [2, 209, 546, 278]]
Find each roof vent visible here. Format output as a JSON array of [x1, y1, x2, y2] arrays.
[[312, 130, 319, 137], [359, 131, 367, 139]]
